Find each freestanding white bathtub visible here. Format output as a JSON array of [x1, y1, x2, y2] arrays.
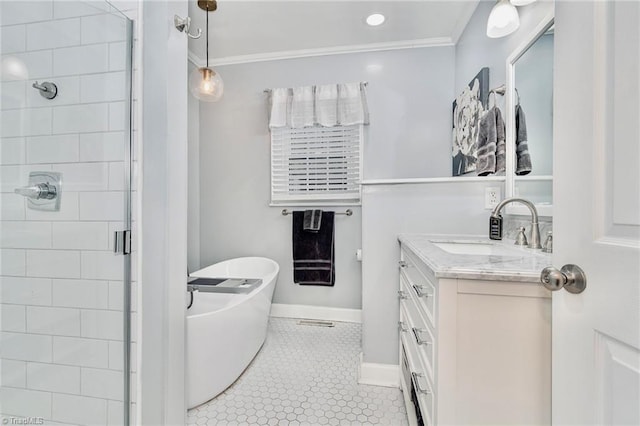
[[186, 257, 279, 409]]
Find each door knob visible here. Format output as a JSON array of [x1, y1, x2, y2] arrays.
[[540, 264, 587, 294]]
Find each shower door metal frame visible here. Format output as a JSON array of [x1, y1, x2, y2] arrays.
[[122, 14, 134, 426]]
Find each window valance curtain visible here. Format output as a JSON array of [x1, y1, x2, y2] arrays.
[[268, 82, 369, 128]]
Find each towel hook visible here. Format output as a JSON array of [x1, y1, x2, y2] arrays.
[[488, 84, 506, 109], [174, 15, 202, 39], [32, 81, 58, 99]]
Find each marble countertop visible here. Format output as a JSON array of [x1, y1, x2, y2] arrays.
[[398, 234, 552, 283]]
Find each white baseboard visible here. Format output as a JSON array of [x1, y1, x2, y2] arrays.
[[270, 303, 361, 323], [358, 353, 400, 388]]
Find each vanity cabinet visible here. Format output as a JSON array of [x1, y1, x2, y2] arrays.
[[398, 238, 551, 426]]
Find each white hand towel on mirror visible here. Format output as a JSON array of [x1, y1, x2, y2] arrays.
[[290, 86, 315, 128]]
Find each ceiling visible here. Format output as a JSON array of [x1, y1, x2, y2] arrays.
[[187, 1, 480, 65]]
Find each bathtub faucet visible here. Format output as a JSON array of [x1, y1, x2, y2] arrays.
[[489, 197, 542, 249]]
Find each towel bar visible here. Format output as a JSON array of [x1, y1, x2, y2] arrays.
[[281, 209, 352, 216]]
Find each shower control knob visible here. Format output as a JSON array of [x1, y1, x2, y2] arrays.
[[14, 183, 57, 200], [540, 264, 587, 294]]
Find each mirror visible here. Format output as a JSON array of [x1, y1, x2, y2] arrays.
[[506, 17, 554, 216]]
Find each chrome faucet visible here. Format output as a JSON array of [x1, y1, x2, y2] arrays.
[[489, 198, 542, 249]]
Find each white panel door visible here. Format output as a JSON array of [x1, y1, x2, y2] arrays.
[[554, 1, 640, 424]]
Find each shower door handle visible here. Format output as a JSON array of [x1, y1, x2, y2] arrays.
[[14, 183, 57, 200], [114, 230, 132, 255]]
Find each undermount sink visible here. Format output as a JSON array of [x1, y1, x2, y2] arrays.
[[431, 240, 517, 256]]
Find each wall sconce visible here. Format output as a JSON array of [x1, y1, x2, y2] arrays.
[[510, 0, 537, 5], [486, 0, 537, 39], [486, 0, 520, 38]]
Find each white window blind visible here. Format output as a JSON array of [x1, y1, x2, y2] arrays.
[[270, 124, 363, 204]]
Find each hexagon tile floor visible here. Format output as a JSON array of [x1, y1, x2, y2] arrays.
[[187, 317, 409, 426]]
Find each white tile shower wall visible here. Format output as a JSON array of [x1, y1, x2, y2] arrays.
[[0, 0, 140, 423]]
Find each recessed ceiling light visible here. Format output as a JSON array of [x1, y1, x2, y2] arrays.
[[366, 14, 385, 27]]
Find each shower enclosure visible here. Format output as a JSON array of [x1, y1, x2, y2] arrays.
[[1, 1, 134, 424]]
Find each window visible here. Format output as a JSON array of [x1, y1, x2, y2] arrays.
[[270, 124, 363, 204]]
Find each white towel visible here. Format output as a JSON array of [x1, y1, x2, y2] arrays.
[[315, 84, 338, 127], [268, 88, 289, 128], [338, 83, 369, 126], [268, 82, 369, 128], [290, 86, 315, 128]]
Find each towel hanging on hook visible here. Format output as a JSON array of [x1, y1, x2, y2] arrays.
[[489, 91, 497, 109]]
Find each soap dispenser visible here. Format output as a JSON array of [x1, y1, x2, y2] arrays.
[[515, 227, 528, 246]]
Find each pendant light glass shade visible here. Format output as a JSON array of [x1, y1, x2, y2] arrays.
[[189, 66, 224, 102], [189, 0, 224, 102], [486, 0, 520, 38]]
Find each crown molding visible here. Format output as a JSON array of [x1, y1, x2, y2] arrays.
[[187, 37, 455, 67], [188, 50, 202, 67]]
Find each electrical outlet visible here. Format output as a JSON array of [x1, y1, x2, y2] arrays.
[[485, 187, 501, 209]]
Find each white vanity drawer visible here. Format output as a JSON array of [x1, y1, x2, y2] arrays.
[[400, 307, 435, 426], [400, 265, 436, 327], [400, 279, 436, 379], [401, 247, 438, 285], [400, 248, 437, 325]]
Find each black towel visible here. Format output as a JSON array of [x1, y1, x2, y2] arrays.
[[292, 211, 335, 286]]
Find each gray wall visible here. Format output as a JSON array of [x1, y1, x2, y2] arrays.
[[360, 0, 555, 365], [191, 1, 555, 364], [196, 47, 455, 309], [455, 0, 554, 99], [454, 0, 554, 202], [361, 180, 505, 364]]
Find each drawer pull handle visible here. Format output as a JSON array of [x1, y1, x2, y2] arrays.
[[412, 284, 432, 298], [398, 321, 408, 332], [398, 260, 408, 268], [398, 290, 408, 300], [412, 327, 432, 346], [411, 372, 431, 395]]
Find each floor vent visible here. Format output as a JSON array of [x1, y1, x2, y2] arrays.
[[297, 319, 335, 327]]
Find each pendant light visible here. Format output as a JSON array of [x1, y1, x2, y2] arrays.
[[486, 0, 520, 38], [189, 0, 224, 102]]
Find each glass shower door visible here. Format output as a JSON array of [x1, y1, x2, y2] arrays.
[[0, 1, 133, 424]]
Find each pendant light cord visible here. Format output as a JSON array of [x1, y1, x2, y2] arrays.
[[206, 8, 209, 67]]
